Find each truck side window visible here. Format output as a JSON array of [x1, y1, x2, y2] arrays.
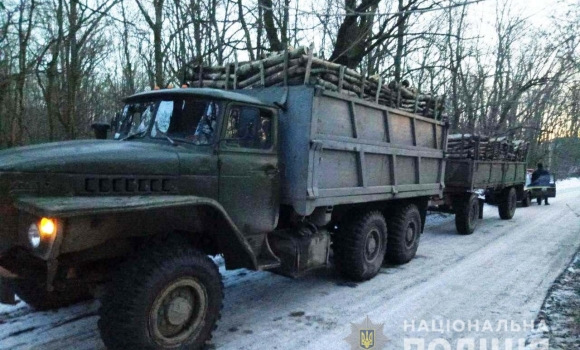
[[225, 107, 272, 149]]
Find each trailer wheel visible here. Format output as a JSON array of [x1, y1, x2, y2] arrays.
[[521, 192, 531, 207], [498, 187, 517, 220], [334, 211, 387, 281], [14, 279, 91, 311], [386, 204, 422, 264], [454, 194, 480, 235], [99, 244, 223, 350]]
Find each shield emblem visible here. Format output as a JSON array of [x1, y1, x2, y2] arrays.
[[360, 329, 374, 349]]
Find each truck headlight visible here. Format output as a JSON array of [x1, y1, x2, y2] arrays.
[[28, 223, 41, 248], [27, 218, 57, 249]]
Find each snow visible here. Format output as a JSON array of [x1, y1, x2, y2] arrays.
[[1, 182, 580, 349], [556, 177, 580, 190]]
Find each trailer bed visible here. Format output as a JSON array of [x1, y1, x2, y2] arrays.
[[240, 86, 447, 216], [444, 159, 526, 193]]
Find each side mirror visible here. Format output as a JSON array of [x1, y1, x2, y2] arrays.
[[91, 123, 111, 140]]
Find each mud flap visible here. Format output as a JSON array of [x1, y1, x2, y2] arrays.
[[0, 278, 17, 305], [478, 199, 484, 219]]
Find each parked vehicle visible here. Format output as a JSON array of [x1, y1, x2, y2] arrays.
[[521, 171, 556, 206], [0, 85, 447, 349]]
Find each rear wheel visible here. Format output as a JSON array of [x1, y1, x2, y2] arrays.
[[386, 204, 422, 264], [521, 192, 531, 207], [99, 244, 223, 350], [14, 279, 91, 311], [454, 194, 480, 235], [498, 187, 517, 220], [334, 211, 387, 281]]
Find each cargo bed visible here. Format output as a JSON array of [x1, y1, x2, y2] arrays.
[[240, 85, 447, 216], [444, 159, 527, 193]]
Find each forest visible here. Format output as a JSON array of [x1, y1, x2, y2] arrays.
[[0, 0, 579, 175]]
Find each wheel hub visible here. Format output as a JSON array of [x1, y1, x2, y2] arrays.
[[366, 236, 377, 255], [166, 296, 193, 326], [364, 229, 381, 262], [405, 223, 416, 248], [470, 202, 478, 223], [406, 227, 413, 241], [149, 278, 207, 346]]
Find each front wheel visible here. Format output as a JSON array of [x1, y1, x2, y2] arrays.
[[386, 204, 422, 264], [99, 245, 223, 350], [498, 187, 517, 220]]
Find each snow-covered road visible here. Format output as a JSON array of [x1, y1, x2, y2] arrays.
[[1, 179, 580, 350]]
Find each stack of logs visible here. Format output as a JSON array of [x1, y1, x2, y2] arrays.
[[184, 46, 446, 119], [447, 134, 529, 162]]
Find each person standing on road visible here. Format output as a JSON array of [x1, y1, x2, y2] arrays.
[[531, 163, 551, 205]]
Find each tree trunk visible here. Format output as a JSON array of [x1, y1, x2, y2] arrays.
[[258, 0, 283, 52], [393, 0, 405, 83], [153, 0, 164, 87], [237, 0, 255, 61]]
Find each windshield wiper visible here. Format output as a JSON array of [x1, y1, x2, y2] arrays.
[[121, 130, 147, 141], [164, 135, 178, 146]]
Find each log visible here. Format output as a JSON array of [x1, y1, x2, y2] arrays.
[[184, 46, 447, 120], [237, 57, 305, 88]]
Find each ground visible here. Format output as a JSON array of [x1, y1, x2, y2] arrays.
[[1, 178, 580, 350], [527, 246, 580, 350]]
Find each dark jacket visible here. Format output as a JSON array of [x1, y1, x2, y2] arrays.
[[531, 169, 550, 186]]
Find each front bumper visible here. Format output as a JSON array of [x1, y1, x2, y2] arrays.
[[0, 252, 21, 306], [0, 248, 53, 305]]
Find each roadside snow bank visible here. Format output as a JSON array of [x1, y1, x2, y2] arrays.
[[556, 177, 580, 190]]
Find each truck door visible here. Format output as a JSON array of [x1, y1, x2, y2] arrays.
[[218, 105, 280, 235]]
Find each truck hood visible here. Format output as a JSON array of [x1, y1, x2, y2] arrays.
[[0, 140, 180, 175]]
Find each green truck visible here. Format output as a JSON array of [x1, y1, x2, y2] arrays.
[[0, 85, 447, 349]]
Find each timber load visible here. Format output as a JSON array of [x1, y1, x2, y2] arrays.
[[184, 46, 446, 120], [447, 134, 529, 162]]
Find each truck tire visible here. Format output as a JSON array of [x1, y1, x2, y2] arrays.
[[334, 211, 387, 281], [521, 192, 531, 207], [498, 187, 517, 220], [454, 194, 480, 235], [14, 279, 91, 311], [386, 204, 422, 264], [99, 245, 223, 350]]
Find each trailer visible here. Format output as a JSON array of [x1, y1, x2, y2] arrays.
[[432, 158, 527, 234]]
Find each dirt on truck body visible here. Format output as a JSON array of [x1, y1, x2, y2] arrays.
[[0, 85, 447, 349]]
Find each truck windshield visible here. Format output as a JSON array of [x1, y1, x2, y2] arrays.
[[115, 98, 222, 145]]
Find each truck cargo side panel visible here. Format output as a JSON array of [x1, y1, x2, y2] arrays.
[[445, 159, 526, 192], [239, 86, 446, 216]]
